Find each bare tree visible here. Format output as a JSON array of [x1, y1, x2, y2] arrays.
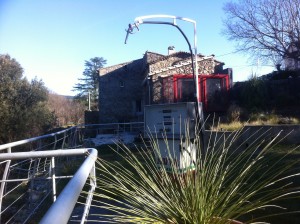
[[223, 0, 300, 66], [47, 93, 85, 126]]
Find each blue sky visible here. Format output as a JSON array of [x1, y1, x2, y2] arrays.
[[0, 0, 274, 96]]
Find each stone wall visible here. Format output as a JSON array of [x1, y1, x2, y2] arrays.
[[145, 51, 165, 64], [98, 51, 228, 122], [99, 59, 146, 123], [149, 52, 191, 72], [148, 53, 225, 104], [149, 53, 224, 76], [100, 62, 130, 75]]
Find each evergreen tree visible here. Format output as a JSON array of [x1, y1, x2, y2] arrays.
[[0, 54, 56, 144], [73, 57, 106, 110]]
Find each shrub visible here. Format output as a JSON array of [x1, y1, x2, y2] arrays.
[[87, 127, 300, 223]]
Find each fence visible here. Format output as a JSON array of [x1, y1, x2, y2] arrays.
[[83, 122, 144, 136], [0, 148, 97, 224], [0, 122, 144, 223]]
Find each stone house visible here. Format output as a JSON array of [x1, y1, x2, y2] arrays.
[[99, 48, 232, 123]]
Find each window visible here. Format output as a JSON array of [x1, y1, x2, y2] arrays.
[[177, 78, 195, 102], [172, 75, 195, 103]]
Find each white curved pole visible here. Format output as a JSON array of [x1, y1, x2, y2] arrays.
[[134, 14, 199, 104]]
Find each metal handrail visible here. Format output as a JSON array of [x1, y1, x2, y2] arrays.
[[0, 122, 144, 152], [0, 126, 80, 223], [0, 126, 77, 151], [41, 148, 97, 224], [0, 121, 142, 222], [82, 122, 144, 127], [0, 148, 97, 224]]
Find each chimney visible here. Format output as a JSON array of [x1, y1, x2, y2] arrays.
[[168, 46, 175, 55]]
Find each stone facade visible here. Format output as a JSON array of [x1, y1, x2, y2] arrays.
[[147, 51, 224, 75], [99, 50, 229, 123], [146, 51, 225, 104], [99, 59, 147, 123]]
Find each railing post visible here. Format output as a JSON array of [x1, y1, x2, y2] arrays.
[[51, 135, 57, 203], [51, 157, 56, 202], [43, 158, 48, 172], [53, 134, 57, 153], [81, 163, 97, 224], [40, 148, 97, 224], [36, 158, 41, 173], [70, 127, 77, 148], [29, 158, 38, 207], [0, 147, 11, 223], [63, 132, 67, 149]]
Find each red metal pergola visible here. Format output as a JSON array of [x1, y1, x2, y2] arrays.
[[172, 74, 230, 111]]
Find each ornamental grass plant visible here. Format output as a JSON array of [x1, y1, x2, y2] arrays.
[[87, 124, 300, 223]]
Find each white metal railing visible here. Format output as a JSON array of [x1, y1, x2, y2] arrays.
[[0, 122, 143, 223], [0, 126, 82, 223], [0, 148, 97, 224], [83, 122, 144, 135]]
